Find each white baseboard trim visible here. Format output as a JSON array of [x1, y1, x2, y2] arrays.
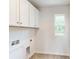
[[29, 51, 70, 58], [35, 51, 70, 56]]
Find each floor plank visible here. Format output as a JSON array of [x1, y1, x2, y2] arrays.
[[30, 53, 70, 59]]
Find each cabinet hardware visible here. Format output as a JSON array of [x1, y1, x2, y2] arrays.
[[16, 22, 22, 24]]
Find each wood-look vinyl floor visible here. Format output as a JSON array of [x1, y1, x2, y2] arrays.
[[30, 53, 70, 59]]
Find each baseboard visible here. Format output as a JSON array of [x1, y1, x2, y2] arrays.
[[29, 51, 70, 59], [35, 51, 70, 56]]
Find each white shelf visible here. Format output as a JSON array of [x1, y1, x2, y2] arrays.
[[9, 25, 39, 29]]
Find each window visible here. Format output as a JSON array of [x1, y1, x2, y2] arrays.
[[54, 14, 65, 36]]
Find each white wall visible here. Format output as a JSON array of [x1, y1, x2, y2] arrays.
[[35, 5, 70, 56]]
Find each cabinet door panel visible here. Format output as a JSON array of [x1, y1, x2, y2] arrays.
[[34, 8, 39, 27], [29, 3, 39, 27], [20, 0, 29, 26], [29, 4, 35, 27], [10, 0, 17, 25], [10, 0, 20, 26]]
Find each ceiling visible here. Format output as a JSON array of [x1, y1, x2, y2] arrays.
[[28, 0, 70, 7]]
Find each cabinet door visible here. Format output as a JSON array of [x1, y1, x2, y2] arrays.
[[10, 0, 21, 26], [34, 8, 39, 27], [9, 0, 17, 26], [29, 4, 36, 27], [20, 0, 29, 26], [29, 3, 39, 27]]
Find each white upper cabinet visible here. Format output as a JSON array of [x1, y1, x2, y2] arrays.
[[10, 0, 29, 26], [10, 0, 39, 28], [29, 3, 39, 28], [9, 0, 19, 26], [20, 0, 29, 26], [29, 4, 35, 27], [34, 8, 39, 27]]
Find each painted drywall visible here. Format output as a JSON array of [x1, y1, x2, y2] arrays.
[[35, 5, 70, 56], [9, 27, 36, 59]]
